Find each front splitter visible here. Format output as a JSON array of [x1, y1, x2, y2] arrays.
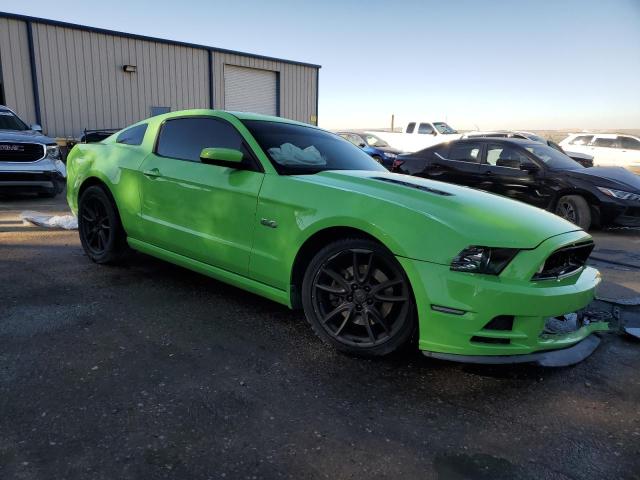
[[422, 334, 601, 367]]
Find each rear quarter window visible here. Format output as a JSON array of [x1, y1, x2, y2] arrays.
[[448, 142, 482, 163], [116, 124, 148, 146], [619, 136, 640, 150], [592, 137, 618, 148]]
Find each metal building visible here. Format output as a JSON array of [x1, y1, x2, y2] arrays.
[[0, 12, 320, 139]]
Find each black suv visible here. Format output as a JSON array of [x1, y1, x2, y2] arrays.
[[393, 138, 640, 230]]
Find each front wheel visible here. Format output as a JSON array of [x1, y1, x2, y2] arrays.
[[301, 238, 417, 356], [555, 195, 591, 230], [78, 185, 128, 264]]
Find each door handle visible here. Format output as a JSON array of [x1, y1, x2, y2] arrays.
[[143, 168, 161, 178]]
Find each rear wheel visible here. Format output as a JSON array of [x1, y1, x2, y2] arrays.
[[555, 195, 591, 230], [78, 185, 128, 264], [301, 238, 417, 356]]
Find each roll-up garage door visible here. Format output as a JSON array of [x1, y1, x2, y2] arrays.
[[224, 65, 277, 116]]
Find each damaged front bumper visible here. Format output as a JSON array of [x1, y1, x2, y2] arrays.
[[423, 312, 609, 367], [400, 230, 606, 365]]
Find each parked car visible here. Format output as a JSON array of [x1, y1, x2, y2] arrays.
[[66, 109, 606, 366], [336, 130, 401, 168], [463, 130, 594, 167], [80, 128, 121, 143], [393, 138, 640, 230], [369, 121, 461, 153], [559, 133, 640, 172], [0, 105, 66, 197]]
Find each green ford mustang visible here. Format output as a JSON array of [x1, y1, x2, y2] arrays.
[[66, 110, 607, 365]]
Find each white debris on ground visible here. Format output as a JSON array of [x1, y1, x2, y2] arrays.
[[20, 211, 78, 230]]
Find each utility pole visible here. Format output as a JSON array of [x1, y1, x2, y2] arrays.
[[391, 114, 395, 132]]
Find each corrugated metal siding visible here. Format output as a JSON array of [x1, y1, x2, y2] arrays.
[[31, 23, 210, 137], [0, 18, 37, 125], [0, 15, 319, 138], [224, 65, 277, 116], [213, 52, 317, 125]]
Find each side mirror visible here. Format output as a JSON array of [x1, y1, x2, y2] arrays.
[[31, 123, 43, 132], [200, 147, 244, 166], [358, 142, 366, 148], [520, 163, 539, 174]]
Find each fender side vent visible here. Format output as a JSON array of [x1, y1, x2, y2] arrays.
[[372, 177, 453, 196]]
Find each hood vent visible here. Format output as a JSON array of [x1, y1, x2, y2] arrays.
[[372, 177, 453, 196]]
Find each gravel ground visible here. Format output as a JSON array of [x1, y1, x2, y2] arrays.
[[1, 193, 639, 480]]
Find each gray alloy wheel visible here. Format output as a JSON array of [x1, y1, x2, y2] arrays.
[[301, 238, 417, 356]]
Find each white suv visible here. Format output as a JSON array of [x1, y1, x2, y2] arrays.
[[559, 133, 640, 173]]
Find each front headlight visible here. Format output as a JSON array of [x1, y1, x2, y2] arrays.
[[597, 187, 640, 202], [385, 152, 398, 159], [450, 246, 519, 275], [46, 145, 61, 160]]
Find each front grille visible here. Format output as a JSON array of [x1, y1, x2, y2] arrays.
[[0, 142, 45, 162], [532, 241, 594, 281]]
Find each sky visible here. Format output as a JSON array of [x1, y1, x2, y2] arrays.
[[1, 0, 639, 131]]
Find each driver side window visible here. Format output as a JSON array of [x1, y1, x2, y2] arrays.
[[156, 117, 255, 167]]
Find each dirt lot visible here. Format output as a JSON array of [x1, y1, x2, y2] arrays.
[[1, 193, 639, 480]]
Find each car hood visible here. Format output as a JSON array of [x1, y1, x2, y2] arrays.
[[564, 150, 593, 161], [563, 166, 640, 192], [302, 170, 582, 250], [0, 129, 55, 144]]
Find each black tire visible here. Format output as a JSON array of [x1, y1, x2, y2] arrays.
[[555, 195, 591, 230], [301, 238, 417, 357], [78, 185, 128, 264], [371, 155, 383, 164]]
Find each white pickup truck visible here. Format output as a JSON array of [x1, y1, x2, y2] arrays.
[[368, 121, 461, 153]]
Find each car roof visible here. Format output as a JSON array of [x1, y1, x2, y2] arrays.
[[139, 108, 317, 129], [458, 137, 537, 146]]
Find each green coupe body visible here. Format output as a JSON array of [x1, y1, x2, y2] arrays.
[[67, 109, 606, 364]]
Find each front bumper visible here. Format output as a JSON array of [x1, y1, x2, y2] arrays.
[[0, 159, 66, 193], [599, 201, 640, 227], [400, 230, 606, 360]]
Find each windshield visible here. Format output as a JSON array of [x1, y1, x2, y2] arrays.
[[525, 144, 583, 170], [0, 110, 29, 131], [243, 120, 387, 175], [433, 122, 458, 134], [364, 133, 389, 148]]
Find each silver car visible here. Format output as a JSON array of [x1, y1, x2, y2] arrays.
[[0, 106, 66, 197]]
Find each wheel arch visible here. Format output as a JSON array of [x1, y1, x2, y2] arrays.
[[289, 226, 395, 309], [77, 176, 128, 232], [552, 188, 602, 227]]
